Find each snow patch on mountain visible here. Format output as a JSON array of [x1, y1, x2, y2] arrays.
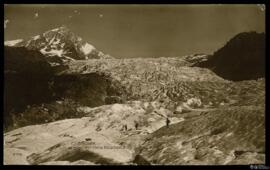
[[49, 27, 61, 32], [4, 39, 23, 46], [81, 43, 95, 55], [40, 48, 63, 57], [48, 36, 56, 45], [32, 35, 40, 40], [53, 38, 61, 45], [60, 43, 65, 48]]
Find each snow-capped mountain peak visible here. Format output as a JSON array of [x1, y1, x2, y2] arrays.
[[4, 26, 112, 66]]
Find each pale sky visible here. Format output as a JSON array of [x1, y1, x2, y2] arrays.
[[4, 4, 265, 58]]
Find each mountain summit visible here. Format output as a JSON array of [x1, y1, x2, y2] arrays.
[[4, 26, 112, 66]]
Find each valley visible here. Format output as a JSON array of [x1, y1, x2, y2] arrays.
[[3, 26, 265, 165]]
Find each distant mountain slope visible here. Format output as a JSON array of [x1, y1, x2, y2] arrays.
[[193, 32, 265, 81], [4, 26, 112, 66]]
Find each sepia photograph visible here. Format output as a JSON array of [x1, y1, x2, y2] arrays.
[[3, 4, 266, 165]]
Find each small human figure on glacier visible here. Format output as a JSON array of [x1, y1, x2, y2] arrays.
[[166, 117, 171, 128], [134, 120, 139, 130], [123, 124, 127, 131]]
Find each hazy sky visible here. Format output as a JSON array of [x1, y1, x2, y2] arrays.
[[4, 4, 265, 58]]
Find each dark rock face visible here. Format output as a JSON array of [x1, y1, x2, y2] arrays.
[[4, 47, 55, 130], [4, 46, 54, 75], [4, 72, 126, 131], [105, 96, 123, 105], [133, 155, 151, 165], [52, 73, 126, 107], [194, 32, 265, 81]]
